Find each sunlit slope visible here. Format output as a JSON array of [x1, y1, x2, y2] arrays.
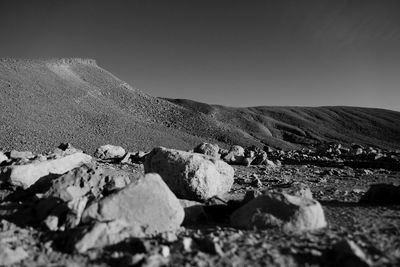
[[1, 58, 399, 153]]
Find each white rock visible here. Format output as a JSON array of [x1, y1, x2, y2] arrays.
[[331, 239, 372, 266], [0, 152, 8, 164], [223, 145, 245, 164], [94, 144, 126, 160], [82, 173, 184, 235], [193, 142, 220, 158], [9, 150, 34, 160], [230, 192, 327, 232], [1, 152, 92, 189], [144, 147, 234, 201]]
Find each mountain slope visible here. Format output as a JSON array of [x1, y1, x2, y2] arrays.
[[166, 98, 400, 150], [0, 58, 399, 153]]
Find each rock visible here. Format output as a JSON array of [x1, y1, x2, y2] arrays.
[[144, 147, 234, 201], [242, 157, 254, 166], [218, 148, 229, 157], [179, 199, 207, 224], [121, 151, 148, 164], [73, 220, 144, 253], [9, 150, 35, 160], [223, 145, 245, 164], [45, 163, 132, 202], [250, 174, 263, 188], [353, 148, 364, 156], [53, 143, 83, 157], [360, 184, 400, 205], [142, 254, 169, 267], [329, 239, 371, 267], [0, 152, 93, 189], [265, 159, 277, 168], [263, 145, 274, 153], [0, 244, 28, 265], [251, 151, 268, 165], [0, 151, 8, 164], [193, 142, 220, 158], [278, 182, 313, 199], [82, 173, 184, 235], [94, 144, 126, 160], [230, 192, 327, 232], [180, 237, 224, 256]]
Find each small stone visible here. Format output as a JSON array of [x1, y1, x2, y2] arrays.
[[242, 157, 254, 166], [193, 142, 220, 158], [282, 182, 313, 199], [223, 145, 245, 165], [182, 237, 194, 252], [9, 150, 35, 160], [161, 246, 170, 257], [0, 151, 8, 164], [54, 143, 83, 156], [94, 144, 126, 160], [44, 215, 59, 231], [251, 151, 268, 165], [329, 239, 371, 267]]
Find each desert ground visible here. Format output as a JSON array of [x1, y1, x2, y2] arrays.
[[0, 59, 399, 266]]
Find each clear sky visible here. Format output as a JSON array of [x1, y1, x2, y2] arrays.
[[1, 0, 400, 110]]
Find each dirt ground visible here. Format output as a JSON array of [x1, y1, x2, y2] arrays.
[[1, 161, 399, 267]]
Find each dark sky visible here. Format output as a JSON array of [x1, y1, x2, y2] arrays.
[[1, 0, 400, 110]]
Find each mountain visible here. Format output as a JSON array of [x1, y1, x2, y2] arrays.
[[0, 58, 399, 153], [166, 98, 400, 150]]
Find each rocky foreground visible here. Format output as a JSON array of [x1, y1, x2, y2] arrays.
[[0, 142, 399, 266]]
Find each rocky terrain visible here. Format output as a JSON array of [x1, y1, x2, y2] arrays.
[[0, 58, 400, 266], [0, 142, 399, 266], [1, 58, 400, 153]]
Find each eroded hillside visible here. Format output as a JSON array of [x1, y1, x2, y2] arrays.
[[1, 58, 399, 154]]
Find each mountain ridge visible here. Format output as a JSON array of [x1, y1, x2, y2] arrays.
[[0, 58, 399, 153]]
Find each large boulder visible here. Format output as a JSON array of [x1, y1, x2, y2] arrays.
[[81, 173, 184, 235], [193, 142, 220, 158], [230, 192, 326, 232], [144, 147, 234, 201], [0, 152, 92, 189], [42, 163, 134, 229], [94, 144, 126, 160]]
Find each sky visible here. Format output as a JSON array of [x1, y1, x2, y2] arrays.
[[1, 0, 400, 110]]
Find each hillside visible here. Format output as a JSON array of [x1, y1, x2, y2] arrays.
[[166, 98, 400, 150], [0, 58, 399, 153]]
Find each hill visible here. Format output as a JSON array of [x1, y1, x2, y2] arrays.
[[166, 98, 400, 150], [0, 58, 399, 153]]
